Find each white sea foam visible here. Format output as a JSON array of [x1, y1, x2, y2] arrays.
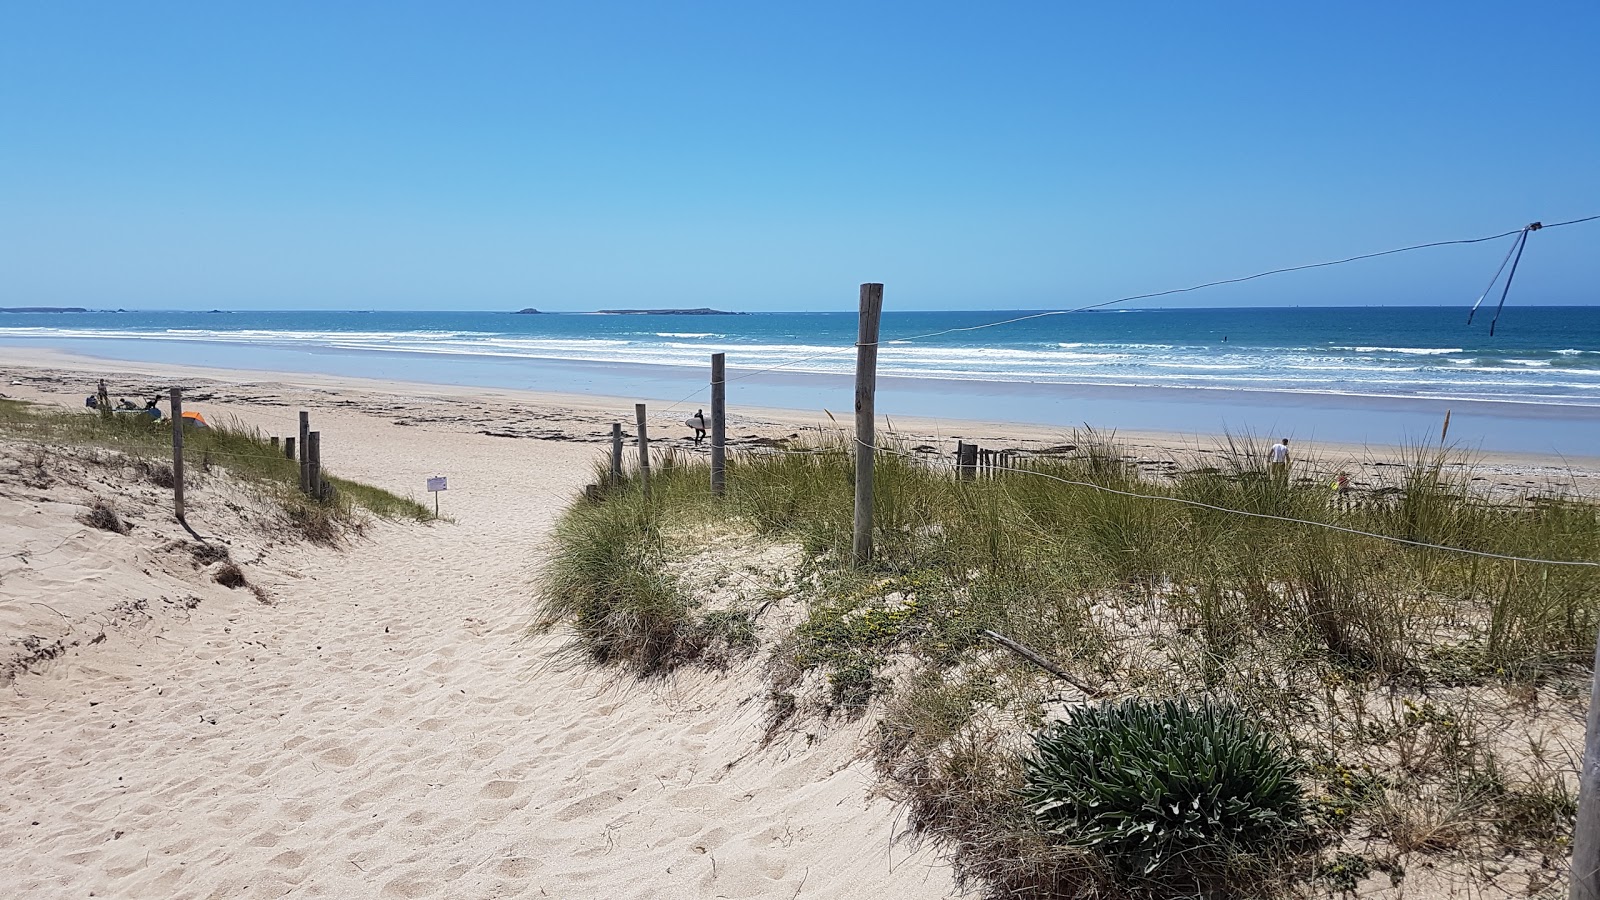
[[1332, 346, 1465, 355], [6, 323, 1600, 407]]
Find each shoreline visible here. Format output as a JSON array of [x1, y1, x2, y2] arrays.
[[4, 339, 1600, 459], [5, 347, 1600, 491]]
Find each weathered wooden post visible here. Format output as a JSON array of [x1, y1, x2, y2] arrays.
[[635, 403, 651, 496], [298, 411, 310, 494], [170, 387, 185, 521], [1571, 627, 1600, 899], [284, 436, 296, 460], [307, 431, 322, 501], [852, 283, 883, 567], [610, 423, 623, 486], [957, 441, 977, 481], [711, 353, 727, 497]]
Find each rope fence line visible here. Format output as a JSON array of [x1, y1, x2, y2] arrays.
[[843, 435, 1600, 569], [602, 424, 1599, 569]]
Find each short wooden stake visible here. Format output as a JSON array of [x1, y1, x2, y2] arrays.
[[1571, 624, 1600, 899], [635, 403, 651, 496], [711, 353, 727, 497], [298, 411, 311, 493], [284, 436, 296, 461], [852, 283, 883, 566], [307, 431, 322, 501], [270, 436, 279, 451], [610, 423, 623, 486], [957, 441, 977, 481], [170, 387, 185, 521]]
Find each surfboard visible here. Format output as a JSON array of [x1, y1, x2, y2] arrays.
[[684, 417, 707, 430]]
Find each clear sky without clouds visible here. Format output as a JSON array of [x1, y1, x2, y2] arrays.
[[2, 2, 1596, 312]]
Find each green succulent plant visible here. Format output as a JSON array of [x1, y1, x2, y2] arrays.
[[1021, 697, 1305, 883]]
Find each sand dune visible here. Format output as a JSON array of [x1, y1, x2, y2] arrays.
[[0, 379, 958, 899]]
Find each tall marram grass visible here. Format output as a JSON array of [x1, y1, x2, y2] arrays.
[[0, 398, 433, 533], [539, 429, 1600, 896]]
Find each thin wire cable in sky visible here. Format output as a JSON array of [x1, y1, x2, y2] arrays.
[[654, 214, 1599, 419]]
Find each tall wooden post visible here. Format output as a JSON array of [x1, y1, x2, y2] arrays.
[[169, 387, 185, 520], [635, 403, 651, 496], [1572, 627, 1600, 900], [852, 283, 883, 567], [307, 431, 322, 501], [610, 423, 623, 486], [298, 411, 310, 493], [711, 353, 727, 497]]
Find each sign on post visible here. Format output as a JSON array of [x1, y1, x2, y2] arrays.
[[427, 476, 447, 516]]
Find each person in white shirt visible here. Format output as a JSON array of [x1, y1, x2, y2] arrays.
[[1267, 438, 1290, 485]]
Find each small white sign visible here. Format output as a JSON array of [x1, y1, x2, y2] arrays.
[[427, 476, 447, 492]]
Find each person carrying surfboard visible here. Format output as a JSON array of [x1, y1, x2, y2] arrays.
[[689, 409, 707, 446]]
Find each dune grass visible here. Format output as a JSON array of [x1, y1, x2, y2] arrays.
[[541, 430, 1598, 896], [0, 397, 432, 531]]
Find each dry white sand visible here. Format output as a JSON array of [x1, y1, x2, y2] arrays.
[[0, 369, 958, 899]]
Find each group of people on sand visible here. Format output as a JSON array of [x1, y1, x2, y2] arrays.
[[86, 392, 162, 414]]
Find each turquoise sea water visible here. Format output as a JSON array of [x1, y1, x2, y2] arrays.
[[3, 306, 1598, 454]]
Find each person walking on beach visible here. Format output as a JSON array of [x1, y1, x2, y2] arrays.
[[1268, 438, 1291, 486], [690, 409, 707, 446]]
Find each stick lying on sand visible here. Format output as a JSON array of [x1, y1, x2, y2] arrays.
[[980, 629, 1101, 697]]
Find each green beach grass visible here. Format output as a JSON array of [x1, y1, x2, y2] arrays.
[[0, 397, 432, 537], [539, 431, 1598, 896]]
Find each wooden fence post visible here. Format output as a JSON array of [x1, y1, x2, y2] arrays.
[[958, 441, 977, 481], [270, 436, 279, 451], [635, 403, 651, 496], [170, 387, 185, 521], [284, 436, 296, 460], [611, 423, 623, 486], [307, 431, 322, 501], [853, 283, 884, 567], [711, 353, 727, 497], [298, 411, 310, 493], [1571, 626, 1600, 899]]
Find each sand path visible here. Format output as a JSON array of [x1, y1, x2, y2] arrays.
[[1, 405, 956, 898]]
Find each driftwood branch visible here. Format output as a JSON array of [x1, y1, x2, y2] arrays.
[[980, 629, 1101, 697]]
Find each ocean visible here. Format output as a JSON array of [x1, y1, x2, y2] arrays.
[[4, 306, 1599, 454]]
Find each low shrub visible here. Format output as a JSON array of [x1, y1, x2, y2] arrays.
[[213, 562, 248, 588], [80, 499, 131, 534], [1022, 697, 1305, 889]]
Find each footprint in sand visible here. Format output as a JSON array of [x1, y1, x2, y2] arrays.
[[478, 779, 520, 800]]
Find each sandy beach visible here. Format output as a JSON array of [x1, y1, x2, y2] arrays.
[[0, 355, 962, 899], [2, 351, 1597, 898]]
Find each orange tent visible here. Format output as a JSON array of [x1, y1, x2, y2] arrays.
[[180, 411, 210, 429]]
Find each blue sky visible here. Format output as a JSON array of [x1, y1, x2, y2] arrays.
[[2, 1, 1596, 311]]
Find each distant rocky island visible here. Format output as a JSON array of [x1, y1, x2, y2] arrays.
[[513, 308, 542, 314], [595, 307, 744, 316], [0, 306, 89, 313]]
